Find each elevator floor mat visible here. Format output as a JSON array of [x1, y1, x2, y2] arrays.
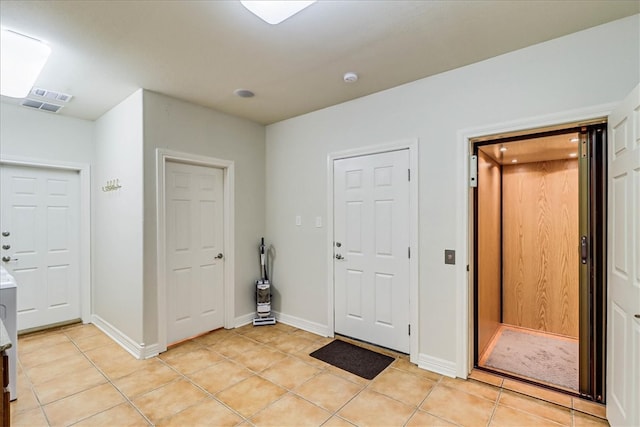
[[310, 340, 394, 380]]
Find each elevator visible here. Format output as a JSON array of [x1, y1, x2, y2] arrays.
[[472, 122, 606, 402]]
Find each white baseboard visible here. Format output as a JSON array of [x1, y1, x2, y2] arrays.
[[234, 311, 330, 338], [418, 353, 457, 378], [91, 314, 160, 360]]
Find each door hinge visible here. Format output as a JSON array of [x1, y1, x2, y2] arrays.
[[408, 324, 411, 336], [469, 155, 478, 187], [408, 169, 411, 182], [408, 247, 411, 259]]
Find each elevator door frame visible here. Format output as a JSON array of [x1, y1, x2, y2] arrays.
[[470, 121, 607, 402]]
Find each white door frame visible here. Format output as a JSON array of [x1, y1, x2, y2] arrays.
[[156, 149, 235, 352], [327, 138, 419, 363], [457, 103, 617, 379], [0, 155, 91, 325]]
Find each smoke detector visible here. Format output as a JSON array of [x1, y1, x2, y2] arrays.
[[343, 72, 358, 83], [31, 87, 73, 102]]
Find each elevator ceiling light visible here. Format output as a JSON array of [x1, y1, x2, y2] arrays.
[[240, 1, 316, 25], [499, 146, 507, 152], [569, 152, 578, 157], [0, 29, 51, 98], [570, 137, 579, 143], [511, 159, 518, 163]]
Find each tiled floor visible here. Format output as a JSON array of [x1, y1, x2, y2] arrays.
[[10, 322, 609, 426]]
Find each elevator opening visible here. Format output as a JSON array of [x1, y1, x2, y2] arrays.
[[471, 121, 606, 402]]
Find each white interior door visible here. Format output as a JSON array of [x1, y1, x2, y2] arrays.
[[334, 149, 410, 353], [166, 161, 224, 344], [0, 165, 80, 331], [606, 84, 640, 427]]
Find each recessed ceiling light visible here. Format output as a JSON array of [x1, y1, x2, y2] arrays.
[[570, 137, 579, 143], [240, 1, 316, 25], [234, 89, 255, 98], [0, 29, 51, 98], [511, 159, 518, 163], [569, 152, 578, 157], [499, 146, 507, 152]]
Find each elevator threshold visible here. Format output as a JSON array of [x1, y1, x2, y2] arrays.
[[478, 324, 578, 393]]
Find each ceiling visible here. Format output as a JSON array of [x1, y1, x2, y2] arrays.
[[1, 1, 637, 125], [479, 132, 581, 165]]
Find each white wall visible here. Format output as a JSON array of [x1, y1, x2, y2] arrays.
[[93, 90, 145, 345], [265, 15, 640, 372], [142, 91, 265, 345], [0, 103, 93, 164]]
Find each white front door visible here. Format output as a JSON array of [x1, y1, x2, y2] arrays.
[[0, 165, 80, 331], [166, 161, 225, 344], [606, 84, 640, 427], [334, 149, 410, 353]]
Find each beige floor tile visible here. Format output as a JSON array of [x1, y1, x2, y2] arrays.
[[113, 359, 181, 398], [292, 346, 335, 369], [160, 340, 204, 360], [370, 367, 436, 407], [573, 412, 610, 426], [325, 364, 371, 386], [188, 360, 253, 394], [10, 406, 49, 427], [73, 402, 150, 426], [87, 348, 154, 380], [161, 347, 224, 374], [405, 410, 457, 426], [271, 322, 297, 333], [43, 383, 125, 426], [502, 378, 572, 407], [63, 323, 102, 340], [18, 331, 69, 355], [19, 340, 81, 369], [338, 389, 415, 427], [573, 397, 607, 419], [391, 357, 443, 382], [132, 379, 208, 423], [192, 328, 236, 346], [260, 356, 321, 389], [241, 325, 288, 344], [216, 375, 287, 418], [490, 404, 565, 426], [232, 346, 288, 372], [420, 385, 496, 426], [289, 329, 325, 342], [294, 372, 363, 412], [212, 334, 261, 358], [440, 376, 501, 401], [33, 365, 107, 404], [156, 398, 243, 426], [72, 332, 117, 352], [498, 389, 571, 425], [24, 352, 94, 385], [321, 416, 357, 427], [269, 335, 316, 354], [251, 393, 331, 426], [10, 388, 40, 413]]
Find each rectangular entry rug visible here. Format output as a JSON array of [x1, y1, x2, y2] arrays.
[[310, 340, 394, 380], [484, 327, 578, 391]]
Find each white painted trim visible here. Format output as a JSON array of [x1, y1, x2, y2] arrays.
[[156, 149, 235, 353], [234, 312, 256, 328], [456, 102, 616, 379], [0, 155, 92, 325], [92, 314, 160, 359], [274, 311, 331, 337], [418, 353, 457, 378], [326, 138, 419, 363]]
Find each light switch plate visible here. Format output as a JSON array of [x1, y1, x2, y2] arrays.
[[445, 249, 455, 265]]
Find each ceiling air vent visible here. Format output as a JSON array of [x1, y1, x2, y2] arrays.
[[21, 98, 64, 113], [30, 87, 73, 103]]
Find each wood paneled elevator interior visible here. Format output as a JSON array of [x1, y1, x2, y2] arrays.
[[472, 123, 606, 402]]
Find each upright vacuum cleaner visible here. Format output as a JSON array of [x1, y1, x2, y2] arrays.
[[253, 237, 276, 326]]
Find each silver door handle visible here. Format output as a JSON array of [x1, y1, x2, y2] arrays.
[[2, 256, 17, 263], [335, 254, 344, 260], [215, 253, 224, 259]]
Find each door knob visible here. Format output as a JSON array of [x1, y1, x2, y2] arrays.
[[215, 253, 224, 259], [1, 231, 9, 237], [2, 245, 9, 250], [335, 254, 344, 260], [2, 256, 11, 262]]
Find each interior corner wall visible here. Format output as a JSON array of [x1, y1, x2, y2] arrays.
[[264, 15, 640, 369], [141, 90, 265, 346], [0, 103, 93, 163], [93, 90, 145, 345]]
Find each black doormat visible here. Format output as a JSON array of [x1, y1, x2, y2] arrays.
[[310, 340, 394, 380]]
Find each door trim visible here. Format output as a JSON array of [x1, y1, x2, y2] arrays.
[[156, 149, 235, 352], [326, 138, 419, 363], [458, 102, 618, 379], [0, 155, 91, 325]]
